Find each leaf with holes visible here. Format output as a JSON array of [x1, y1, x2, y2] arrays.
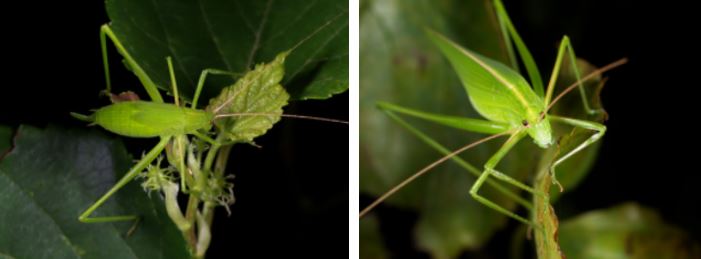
[[206, 52, 289, 144], [0, 125, 189, 259], [106, 0, 348, 101]]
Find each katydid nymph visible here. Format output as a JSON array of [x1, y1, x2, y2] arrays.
[[70, 23, 347, 254], [359, 0, 626, 227]]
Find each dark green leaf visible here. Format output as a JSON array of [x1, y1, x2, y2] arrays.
[[559, 203, 701, 259], [0, 125, 189, 259], [106, 0, 348, 101], [206, 52, 289, 143]]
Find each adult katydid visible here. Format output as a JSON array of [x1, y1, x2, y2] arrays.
[[359, 0, 625, 226], [72, 24, 347, 227]]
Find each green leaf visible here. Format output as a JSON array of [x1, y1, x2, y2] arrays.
[[0, 125, 189, 259], [559, 203, 701, 259], [106, 0, 348, 101], [206, 52, 290, 144], [360, 0, 539, 258]]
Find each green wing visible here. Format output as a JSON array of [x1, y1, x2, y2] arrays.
[[95, 102, 211, 138], [425, 29, 543, 126]]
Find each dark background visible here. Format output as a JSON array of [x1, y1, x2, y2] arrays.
[[509, 0, 701, 248], [360, 0, 701, 258], [505, 0, 701, 257], [0, 1, 348, 258]]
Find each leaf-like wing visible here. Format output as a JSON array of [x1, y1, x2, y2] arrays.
[[426, 29, 543, 124]]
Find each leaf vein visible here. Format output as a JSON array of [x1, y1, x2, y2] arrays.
[[246, 0, 273, 68], [197, 0, 234, 71]]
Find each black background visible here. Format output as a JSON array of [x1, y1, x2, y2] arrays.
[[508, 0, 701, 251], [360, 0, 701, 258], [0, 1, 348, 258], [501, 0, 701, 257]]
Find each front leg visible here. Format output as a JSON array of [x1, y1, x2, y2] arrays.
[[470, 130, 545, 226], [549, 115, 606, 191], [191, 68, 243, 108], [542, 36, 604, 115]]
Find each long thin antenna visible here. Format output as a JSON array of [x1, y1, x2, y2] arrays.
[[359, 130, 512, 218], [214, 113, 348, 124], [545, 58, 628, 114]]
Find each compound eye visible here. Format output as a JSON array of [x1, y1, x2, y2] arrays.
[[521, 120, 529, 126]]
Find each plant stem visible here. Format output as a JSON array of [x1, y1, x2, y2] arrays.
[[186, 135, 233, 258], [214, 145, 232, 178], [184, 194, 199, 252]]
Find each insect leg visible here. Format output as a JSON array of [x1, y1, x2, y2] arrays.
[[378, 107, 533, 210], [493, 0, 544, 96], [543, 36, 604, 115], [191, 69, 243, 108], [548, 115, 606, 191], [100, 24, 164, 103], [166, 57, 181, 107], [470, 130, 536, 225], [377, 102, 509, 134], [78, 136, 171, 223]]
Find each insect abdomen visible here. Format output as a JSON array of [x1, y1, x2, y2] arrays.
[[94, 101, 213, 138]]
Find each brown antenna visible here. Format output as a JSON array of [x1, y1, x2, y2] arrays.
[[544, 58, 628, 114], [359, 130, 512, 218]]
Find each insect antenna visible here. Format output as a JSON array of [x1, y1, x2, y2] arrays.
[[543, 58, 628, 117], [359, 130, 513, 218], [214, 113, 348, 125], [287, 10, 348, 54]]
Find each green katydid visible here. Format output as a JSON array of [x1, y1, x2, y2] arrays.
[[359, 0, 626, 226], [71, 24, 347, 228]]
